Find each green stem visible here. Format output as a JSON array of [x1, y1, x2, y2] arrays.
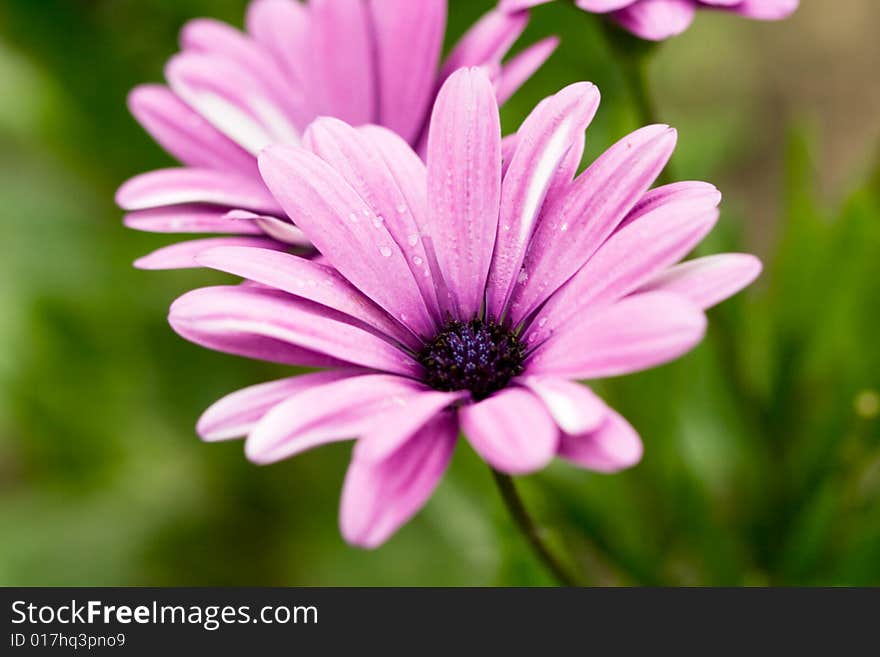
[[490, 469, 582, 586]]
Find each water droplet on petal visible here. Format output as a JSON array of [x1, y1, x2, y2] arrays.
[[396, 203, 407, 214], [537, 316, 548, 327], [407, 233, 419, 247], [412, 255, 423, 266], [348, 212, 359, 223], [378, 245, 393, 257]]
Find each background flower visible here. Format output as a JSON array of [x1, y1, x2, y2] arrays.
[[115, 0, 557, 270], [502, 0, 799, 40], [168, 68, 759, 548]]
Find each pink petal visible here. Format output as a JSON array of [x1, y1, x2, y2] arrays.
[[369, 0, 446, 145], [526, 291, 707, 379], [559, 408, 643, 472], [425, 68, 502, 318], [258, 144, 436, 338], [494, 36, 559, 106], [196, 246, 420, 349], [134, 236, 285, 270], [526, 185, 718, 341], [517, 376, 607, 435], [576, 0, 636, 11], [508, 125, 678, 326], [611, 0, 697, 41], [245, 0, 311, 91], [123, 204, 263, 234], [307, 0, 376, 125], [637, 253, 762, 309], [441, 9, 528, 79], [197, 370, 357, 441], [459, 387, 558, 474], [340, 412, 457, 548], [499, 0, 556, 9], [304, 118, 440, 322], [116, 167, 281, 214], [614, 180, 721, 233], [486, 82, 601, 318], [165, 52, 299, 154], [245, 374, 430, 464], [354, 390, 467, 463], [127, 84, 256, 175], [168, 285, 421, 375]]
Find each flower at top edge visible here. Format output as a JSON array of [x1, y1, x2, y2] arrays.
[[501, 0, 798, 41], [116, 0, 558, 270]]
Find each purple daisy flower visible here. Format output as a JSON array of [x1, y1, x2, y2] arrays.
[[116, 0, 558, 270], [502, 0, 799, 41], [169, 68, 760, 548]]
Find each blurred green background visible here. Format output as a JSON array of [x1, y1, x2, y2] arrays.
[[0, 0, 878, 586]]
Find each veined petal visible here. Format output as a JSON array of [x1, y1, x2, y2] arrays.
[[559, 408, 643, 472], [460, 387, 558, 474], [304, 118, 440, 321], [127, 85, 256, 175], [340, 412, 457, 548], [197, 370, 357, 441], [425, 68, 502, 318], [116, 167, 281, 214], [355, 390, 466, 463], [307, 0, 376, 125], [168, 285, 421, 375], [259, 144, 436, 337], [196, 246, 420, 349], [134, 236, 285, 270], [611, 0, 697, 41], [123, 204, 263, 234], [517, 376, 607, 435], [245, 0, 311, 90], [245, 374, 429, 464], [724, 0, 799, 20], [527, 291, 707, 379], [486, 82, 601, 318], [614, 180, 721, 233], [526, 190, 718, 342], [576, 0, 635, 11], [508, 125, 677, 325], [369, 0, 446, 145], [637, 253, 762, 309]]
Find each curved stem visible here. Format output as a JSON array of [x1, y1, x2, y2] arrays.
[[490, 468, 582, 586]]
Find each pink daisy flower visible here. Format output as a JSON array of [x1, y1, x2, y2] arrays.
[[116, 0, 558, 270], [169, 68, 760, 548], [502, 0, 799, 41]]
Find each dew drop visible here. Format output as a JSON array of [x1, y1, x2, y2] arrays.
[[537, 316, 548, 328], [407, 233, 419, 247], [412, 255, 423, 266], [378, 245, 393, 257], [348, 212, 359, 223], [560, 222, 568, 232], [396, 203, 407, 214]]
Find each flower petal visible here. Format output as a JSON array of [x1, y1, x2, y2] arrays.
[[304, 118, 441, 321], [725, 0, 799, 20], [486, 82, 601, 318], [575, 0, 635, 11], [245, 0, 311, 90], [133, 236, 285, 270], [258, 144, 436, 337], [123, 204, 263, 234], [116, 167, 281, 214], [611, 0, 697, 41], [459, 387, 558, 474], [522, 181, 718, 343], [508, 125, 677, 325], [441, 9, 528, 79], [369, 0, 446, 145], [340, 411, 457, 548], [245, 374, 429, 464], [197, 370, 357, 441], [559, 408, 643, 472], [354, 390, 467, 463], [307, 0, 376, 125], [637, 253, 762, 309], [425, 68, 502, 318], [517, 376, 607, 435], [168, 285, 421, 375], [127, 84, 256, 175], [527, 291, 707, 379], [196, 246, 420, 349]]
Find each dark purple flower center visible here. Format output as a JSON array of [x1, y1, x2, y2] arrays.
[[418, 318, 525, 401]]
